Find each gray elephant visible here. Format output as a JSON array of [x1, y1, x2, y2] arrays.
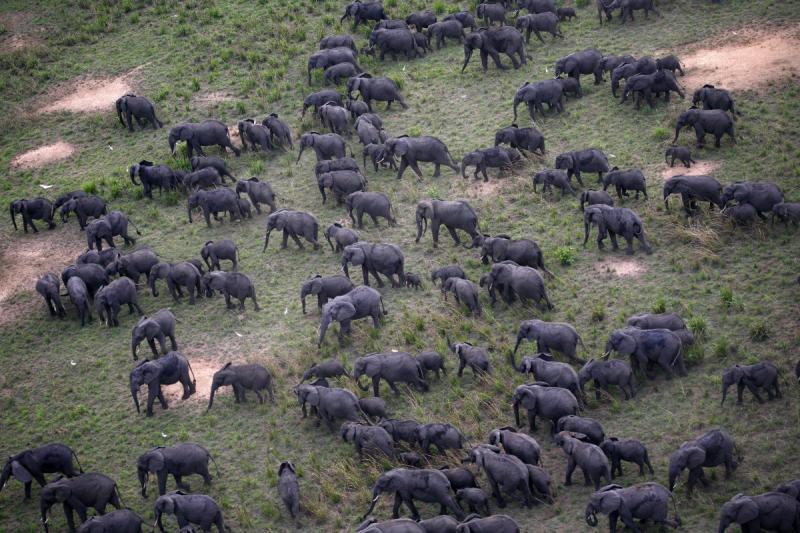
[[463, 446, 535, 508], [346, 191, 396, 228], [182, 168, 221, 191], [302, 89, 343, 117], [358, 516, 426, 532], [621, 71, 684, 109], [95, 277, 144, 327], [105, 247, 157, 284], [555, 47, 603, 84], [294, 385, 363, 430], [487, 262, 552, 309], [366, 28, 422, 61], [443, 11, 476, 30], [341, 1, 387, 28], [341, 241, 405, 287], [442, 278, 482, 316], [721, 181, 784, 220], [10, 197, 56, 233], [776, 480, 800, 501], [362, 468, 465, 521], [668, 428, 737, 494], [317, 102, 351, 137], [593, 54, 635, 81], [296, 131, 347, 162], [555, 431, 611, 489], [512, 382, 579, 434], [278, 462, 300, 521], [130, 161, 181, 198], [317, 170, 366, 205], [168, 119, 240, 158], [532, 169, 575, 198], [347, 74, 407, 112], [238, 119, 273, 151], [36, 273, 66, 318], [438, 466, 479, 492], [416, 199, 480, 247], [461, 147, 515, 182], [0, 443, 82, 500], [187, 188, 243, 227], [514, 319, 582, 361], [406, 9, 436, 31], [479, 234, 550, 275], [202, 271, 259, 311], [509, 352, 582, 401], [324, 223, 359, 252], [692, 84, 738, 117], [518, 0, 557, 13], [578, 358, 635, 400], [449, 341, 491, 376], [626, 312, 685, 330], [320, 34, 356, 51], [354, 352, 428, 397], [91, 211, 139, 249], [673, 107, 735, 148], [606, 327, 686, 379], [427, 20, 465, 49], [555, 148, 609, 186], [300, 359, 350, 384], [324, 62, 361, 85], [462, 27, 527, 73], [488, 427, 542, 467], [600, 438, 654, 478], [131, 308, 177, 359], [307, 47, 359, 84], [721, 361, 781, 405], [379, 419, 422, 446], [60, 195, 107, 229], [235, 178, 276, 214], [190, 155, 235, 183], [722, 203, 759, 226], [355, 114, 386, 146], [261, 113, 293, 149], [417, 351, 446, 379], [664, 146, 695, 168], [149, 261, 203, 304], [154, 492, 227, 533], [63, 263, 109, 297], [719, 492, 799, 533], [54, 190, 87, 211], [455, 488, 490, 516], [359, 396, 387, 421], [457, 515, 519, 533], [77, 509, 143, 533], [342, 422, 395, 458], [200, 240, 238, 271], [40, 473, 122, 533], [773, 202, 800, 227], [315, 156, 359, 178], [494, 124, 545, 156], [317, 285, 386, 346], [77, 248, 120, 267], [601, 168, 647, 200], [363, 143, 397, 173], [346, 97, 370, 119], [515, 12, 562, 43], [263, 209, 320, 251], [300, 274, 354, 314], [130, 351, 195, 416], [512, 80, 564, 122], [431, 264, 467, 285], [585, 482, 680, 532], [137, 443, 214, 497], [385, 136, 459, 179], [66, 277, 93, 326], [663, 174, 723, 214], [207, 362, 274, 409], [476, 3, 506, 26], [116, 93, 162, 131], [557, 415, 606, 445], [583, 204, 652, 255], [579, 189, 614, 211]]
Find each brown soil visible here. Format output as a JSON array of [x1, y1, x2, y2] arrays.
[[681, 25, 800, 91], [160, 354, 223, 405], [1, 34, 41, 51], [661, 160, 721, 180], [593, 258, 646, 278], [11, 141, 76, 170], [227, 125, 243, 149], [463, 179, 505, 198], [0, 12, 43, 52], [38, 75, 133, 114]]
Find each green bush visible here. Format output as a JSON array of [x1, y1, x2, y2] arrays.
[[712, 337, 730, 359], [652, 127, 670, 141], [748, 321, 769, 342], [687, 316, 707, 339], [651, 296, 667, 314], [576, 0, 589, 7], [684, 344, 705, 366], [82, 181, 98, 194], [432, 0, 447, 14], [591, 303, 605, 322], [553, 246, 577, 266]]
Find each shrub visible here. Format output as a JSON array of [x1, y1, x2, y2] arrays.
[[554, 246, 577, 266], [687, 316, 707, 339], [748, 321, 769, 342], [652, 126, 670, 141], [576, 0, 589, 7], [651, 296, 667, 314], [82, 181, 98, 194], [684, 344, 705, 366], [433, 0, 447, 14], [163, 191, 179, 206], [591, 304, 605, 322], [720, 287, 734, 307], [407, 125, 422, 137], [712, 337, 729, 359], [190, 78, 200, 92], [235, 101, 246, 115]]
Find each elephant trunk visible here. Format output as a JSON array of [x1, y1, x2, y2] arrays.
[[355, 374, 370, 391], [583, 220, 591, 246], [512, 398, 521, 427], [508, 350, 524, 373], [672, 125, 682, 144], [341, 257, 350, 278], [460, 160, 468, 179], [362, 489, 381, 521], [414, 214, 427, 243], [131, 337, 140, 360], [585, 504, 598, 527], [461, 47, 472, 73], [720, 383, 731, 405], [169, 138, 177, 156], [149, 274, 159, 297], [130, 165, 141, 186], [318, 314, 331, 347], [325, 233, 335, 253], [207, 384, 218, 411], [131, 381, 141, 413], [668, 465, 680, 492], [263, 229, 272, 253], [318, 183, 327, 203], [301, 293, 308, 315], [138, 467, 148, 497], [295, 144, 305, 164], [513, 334, 524, 355], [41, 502, 51, 533], [10, 204, 17, 231], [718, 517, 731, 533], [187, 200, 194, 224], [513, 96, 521, 122]]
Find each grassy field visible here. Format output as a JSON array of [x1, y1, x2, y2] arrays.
[[1, 0, 799, 531]]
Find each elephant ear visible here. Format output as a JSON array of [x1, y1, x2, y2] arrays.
[[53, 485, 71, 502], [11, 461, 33, 483], [148, 451, 166, 472], [310, 278, 324, 294], [332, 302, 357, 322], [731, 494, 759, 523], [614, 332, 636, 355], [142, 364, 160, 385], [597, 490, 623, 514], [393, 141, 409, 157], [158, 496, 176, 515], [684, 446, 706, 469]]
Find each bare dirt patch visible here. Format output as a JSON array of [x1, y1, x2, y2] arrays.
[[227, 125, 243, 150], [681, 25, 800, 91], [1, 34, 41, 52], [11, 141, 76, 170], [463, 179, 505, 198], [193, 91, 235, 104], [593, 258, 647, 278], [38, 75, 133, 114], [661, 160, 721, 180], [0, 12, 42, 52]]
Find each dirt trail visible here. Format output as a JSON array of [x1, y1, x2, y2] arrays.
[[661, 160, 721, 180], [593, 258, 647, 278], [11, 141, 76, 170]]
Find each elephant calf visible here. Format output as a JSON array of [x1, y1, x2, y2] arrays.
[[137, 443, 215, 497], [601, 167, 648, 200], [40, 473, 122, 533], [131, 308, 178, 360], [600, 437, 654, 478], [719, 491, 799, 533], [154, 492, 227, 533], [416, 351, 446, 379], [36, 273, 66, 318], [202, 271, 259, 311], [585, 483, 680, 532], [442, 277, 482, 316], [772, 202, 800, 227], [341, 422, 394, 458], [721, 361, 781, 405], [300, 274, 354, 314], [456, 488, 491, 516], [278, 462, 300, 520], [207, 363, 275, 409], [130, 352, 196, 416], [578, 358, 636, 400], [324, 223, 359, 253], [555, 431, 611, 490], [449, 341, 491, 377], [200, 239, 238, 272]]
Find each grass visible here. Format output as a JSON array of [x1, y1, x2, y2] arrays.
[[1, 0, 800, 531]]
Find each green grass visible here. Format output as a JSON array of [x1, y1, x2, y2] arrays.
[[1, 0, 800, 531]]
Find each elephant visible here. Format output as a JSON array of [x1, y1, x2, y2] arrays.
[[0, 443, 82, 500], [131, 308, 177, 359], [463, 447, 535, 508], [554, 48, 603, 84], [663, 174, 723, 215], [62, 263, 108, 297], [723, 203, 760, 225], [130, 161, 181, 198], [357, 517, 425, 532], [417, 351, 446, 379], [417, 199, 482, 247], [66, 277, 93, 326], [692, 84, 738, 118], [579, 189, 614, 211], [488, 427, 542, 467], [95, 277, 144, 327], [479, 234, 550, 274], [130, 351, 195, 416], [615, 0, 660, 23], [307, 46, 360, 84], [297, 132, 347, 162], [772, 202, 800, 226], [318, 102, 351, 137], [555, 149, 609, 186], [346, 191, 396, 228], [317, 170, 366, 205], [154, 492, 227, 533], [533, 169, 575, 197], [516, 0, 557, 13], [105, 247, 158, 284], [77, 248, 120, 267], [347, 74, 407, 111], [719, 492, 800, 533], [302, 89, 343, 117], [359, 396, 388, 421], [54, 190, 87, 212], [379, 419, 422, 446], [237, 119, 273, 151], [363, 143, 397, 173], [621, 70, 684, 109], [721, 361, 781, 405], [673, 107, 735, 148], [354, 351, 428, 396], [438, 467, 479, 492], [137, 443, 214, 497], [294, 385, 364, 429], [509, 352, 582, 401], [721, 181, 784, 220], [461, 147, 515, 182], [317, 285, 386, 346], [261, 113, 293, 149], [346, 97, 371, 120], [442, 278, 482, 316], [594, 54, 635, 82], [556, 415, 606, 445], [300, 274, 354, 314], [557, 7, 577, 20], [605, 327, 686, 379], [461, 26, 527, 73], [190, 155, 235, 183], [457, 515, 520, 533], [341, 1, 387, 28], [664, 146, 695, 168], [342, 422, 395, 458], [596, 0, 617, 24], [320, 34, 356, 51], [601, 167, 647, 200], [362, 468, 465, 521], [187, 188, 242, 226], [476, 3, 507, 26], [626, 312, 685, 330], [449, 341, 491, 376], [776, 480, 800, 502], [77, 509, 143, 533], [406, 10, 436, 31], [366, 28, 423, 61], [36, 273, 66, 318], [444, 11, 477, 31], [9, 197, 55, 233], [578, 358, 636, 400], [40, 473, 122, 533], [341, 241, 405, 287], [263, 209, 320, 251], [116, 94, 162, 131], [486, 261, 552, 310], [200, 240, 238, 272], [316, 156, 360, 178], [512, 79, 564, 122], [514, 319, 582, 361], [404, 272, 422, 289], [456, 488, 491, 516], [207, 362, 274, 409], [557, 75, 582, 98], [585, 482, 680, 532], [554, 431, 612, 490], [427, 20, 465, 49], [60, 195, 107, 228], [202, 271, 259, 311], [431, 264, 467, 285], [300, 359, 350, 384], [512, 382, 579, 434], [86, 212, 139, 250], [494, 124, 545, 156], [355, 115, 386, 146], [324, 62, 361, 85], [657, 54, 684, 76], [600, 438, 654, 478], [324, 223, 359, 253], [583, 204, 652, 255], [168, 120, 240, 158], [277, 462, 300, 521], [515, 12, 562, 43], [385, 136, 459, 179], [668, 428, 737, 494], [149, 262, 203, 304]]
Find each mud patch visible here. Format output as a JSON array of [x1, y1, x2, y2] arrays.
[[593, 258, 646, 278], [38, 74, 134, 114], [661, 160, 721, 180], [681, 25, 800, 91], [11, 141, 76, 170]]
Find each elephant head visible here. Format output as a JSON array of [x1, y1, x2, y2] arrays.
[[168, 125, 191, 155], [461, 32, 485, 72], [668, 443, 706, 491], [154, 492, 185, 530], [720, 183, 749, 206], [582, 206, 607, 247], [662, 176, 686, 209], [294, 383, 321, 409], [673, 108, 701, 143], [720, 365, 746, 405], [200, 241, 214, 269], [263, 210, 289, 251], [9, 200, 27, 231], [352, 354, 380, 391], [317, 173, 334, 203], [207, 362, 237, 410], [361, 470, 408, 520], [148, 263, 172, 297], [555, 152, 576, 171], [278, 461, 295, 477], [296, 133, 318, 163], [0, 454, 33, 492], [300, 275, 324, 314], [384, 136, 409, 160], [340, 243, 367, 279], [341, 1, 361, 22], [131, 316, 156, 359], [584, 484, 626, 527], [480, 235, 507, 264], [318, 298, 356, 347], [460, 151, 484, 179], [604, 330, 636, 357], [40, 479, 73, 533], [237, 119, 254, 143], [718, 494, 759, 533], [137, 448, 166, 497], [691, 84, 714, 106], [511, 386, 538, 427], [532, 172, 547, 192], [414, 200, 434, 242], [130, 360, 159, 413], [347, 73, 372, 99], [187, 191, 206, 223]]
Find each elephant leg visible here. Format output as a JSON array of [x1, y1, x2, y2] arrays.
[[253, 389, 264, 404], [281, 229, 289, 249], [147, 338, 159, 357], [390, 492, 404, 519], [487, 475, 506, 508], [395, 158, 408, 179], [564, 458, 576, 485], [444, 226, 461, 246]]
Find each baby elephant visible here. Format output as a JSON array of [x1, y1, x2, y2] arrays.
[[359, 396, 388, 421], [398, 452, 422, 467], [36, 273, 66, 318], [207, 363, 275, 410], [278, 462, 300, 521], [665, 146, 695, 168], [555, 431, 611, 490], [600, 437, 654, 477], [456, 488, 491, 516], [602, 167, 648, 200], [557, 6, 577, 20], [532, 169, 576, 198], [723, 203, 758, 225], [772, 202, 800, 227], [417, 350, 447, 379], [404, 272, 423, 289], [442, 277, 482, 316], [721, 361, 781, 405], [449, 340, 491, 377]]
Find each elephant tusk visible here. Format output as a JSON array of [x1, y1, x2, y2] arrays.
[[371, 495, 380, 503]]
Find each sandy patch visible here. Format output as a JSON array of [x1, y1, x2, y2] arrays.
[[227, 125, 243, 149], [463, 180, 505, 197], [593, 258, 646, 278], [38, 75, 133, 114], [661, 160, 721, 180], [193, 91, 235, 104], [681, 25, 800, 91], [11, 141, 76, 170], [158, 355, 224, 405]]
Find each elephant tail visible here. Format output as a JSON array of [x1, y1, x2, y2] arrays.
[[668, 490, 682, 527], [207, 450, 222, 478], [128, 217, 142, 236], [445, 147, 458, 169], [113, 482, 127, 509], [576, 334, 586, 351], [380, 296, 387, 316], [71, 450, 84, 473], [186, 360, 197, 389]]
